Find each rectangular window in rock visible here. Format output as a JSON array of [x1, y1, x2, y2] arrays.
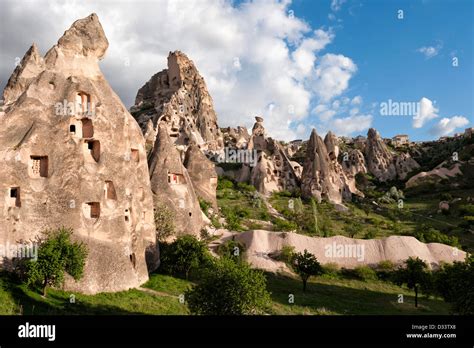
[[167, 173, 184, 185], [9, 187, 21, 207], [76, 92, 91, 114], [84, 140, 100, 162], [87, 202, 100, 218], [81, 118, 93, 138], [69, 124, 76, 134], [30, 156, 48, 178], [105, 181, 117, 200], [131, 149, 139, 163]]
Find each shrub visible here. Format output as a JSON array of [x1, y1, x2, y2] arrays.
[[273, 218, 297, 231], [24, 227, 87, 297], [217, 240, 246, 262], [375, 260, 396, 281], [321, 263, 340, 278], [198, 198, 212, 215], [291, 249, 323, 292], [185, 258, 271, 315], [353, 266, 377, 281], [154, 203, 175, 242], [236, 182, 256, 192], [217, 177, 235, 190], [272, 245, 295, 264], [363, 228, 377, 239], [159, 235, 210, 279]]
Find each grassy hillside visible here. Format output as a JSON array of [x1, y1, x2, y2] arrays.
[[0, 271, 450, 315]]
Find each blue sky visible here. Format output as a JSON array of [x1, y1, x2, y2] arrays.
[[283, 0, 473, 140], [0, 0, 472, 141]]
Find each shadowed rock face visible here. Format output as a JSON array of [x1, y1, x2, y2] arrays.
[[365, 128, 419, 182], [132, 51, 223, 152], [301, 129, 362, 204], [149, 123, 204, 236], [237, 117, 300, 194], [184, 144, 218, 209], [0, 14, 158, 294]]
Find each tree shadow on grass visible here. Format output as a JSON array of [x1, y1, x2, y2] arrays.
[[1, 272, 146, 315], [264, 272, 450, 315]]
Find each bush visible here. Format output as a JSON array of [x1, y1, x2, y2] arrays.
[[271, 245, 295, 264], [154, 203, 175, 242], [375, 260, 396, 281], [291, 249, 323, 292], [273, 218, 297, 231], [159, 235, 210, 279], [321, 263, 340, 278], [24, 227, 87, 297], [353, 266, 377, 281], [363, 228, 377, 239], [413, 226, 460, 248], [217, 177, 235, 190], [198, 198, 212, 215], [236, 182, 256, 192], [217, 240, 246, 262], [185, 258, 271, 315]]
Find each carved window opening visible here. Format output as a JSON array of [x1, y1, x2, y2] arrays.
[[129, 253, 136, 268], [76, 92, 91, 114], [9, 187, 21, 207], [84, 140, 100, 162], [105, 181, 117, 200], [167, 173, 184, 185], [86, 202, 100, 218], [30, 156, 48, 178], [131, 149, 139, 163], [81, 118, 94, 138], [69, 125, 76, 134]]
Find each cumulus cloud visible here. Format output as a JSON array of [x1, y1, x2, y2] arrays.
[[312, 53, 357, 102], [412, 97, 439, 128], [331, 0, 346, 12], [430, 116, 469, 136], [1, 0, 355, 141], [417, 44, 442, 59], [330, 114, 373, 136]]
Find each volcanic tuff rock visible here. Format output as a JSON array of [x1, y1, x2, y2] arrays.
[[132, 51, 223, 152], [342, 149, 367, 176], [149, 123, 204, 236], [301, 129, 362, 204], [237, 117, 300, 194], [184, 144, 218, 209], [0, 14, 158, 294], [365, 128, 419, 182]]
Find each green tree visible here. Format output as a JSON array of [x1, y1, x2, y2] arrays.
[[160, 235, 210, 279], [216, 239, 246, 263], [393, 257, 430, 307], [310, 198, 319, 235], [185, 258, 271, 315], [434, 255, 474, 314], [154, 203, 175, 242], [25, 227, 87, 297], [346, 222, 362, 238], [291, 249, 323, 292]]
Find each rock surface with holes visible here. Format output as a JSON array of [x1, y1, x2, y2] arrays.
[[301, 128, 362, 204], [0, 14, 158, 294], [148, 123, 205, 236], [131, 51, 223, 152]]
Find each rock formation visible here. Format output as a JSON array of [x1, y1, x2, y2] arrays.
[[148, 123, 204, 236], [365, 128, 419, 182], [0, 14, 158, 294], [131, 51, 223, 152], [342, 149, 367, 176], [237, 117, 300, 194], [301, 129, 362, 204], [184, 144, 218, 209]]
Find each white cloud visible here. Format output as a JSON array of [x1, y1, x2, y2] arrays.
[[417, 44, 442, 59], [413, 97, 439, 128], [331, 0, 346, 12], [330, 114, 373, 135], [312, 53, 357, 102], [430, 116, 469, 136], [351, 95, 362, 105]]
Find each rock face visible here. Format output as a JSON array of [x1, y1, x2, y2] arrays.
[[230, 230, 466, 272], [149, 123, 204, 236], [237, 117, 300, 194], [131, 51, 223, 152], [184, 144, 218, 209], [342, 149, 367, 176], [365, 128, 419, 182], [0, 14, 158, 294], [301, 129, 361, 204]]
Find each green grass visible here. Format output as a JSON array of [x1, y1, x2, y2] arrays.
[[266, 272, 451, 315], [0, 271, 451, 315]]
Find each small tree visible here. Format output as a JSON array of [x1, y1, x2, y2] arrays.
[[393, 257, 429, 307], [291, 249, 323, 292], [185, 258, 271, 315], [25, 227, 87, 297], [346, 222, 362, 238], [434, 255, 474, 314], [216, 239, 246, 263], [154, 203, 175, 242], [160, 235, 209, 279]]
